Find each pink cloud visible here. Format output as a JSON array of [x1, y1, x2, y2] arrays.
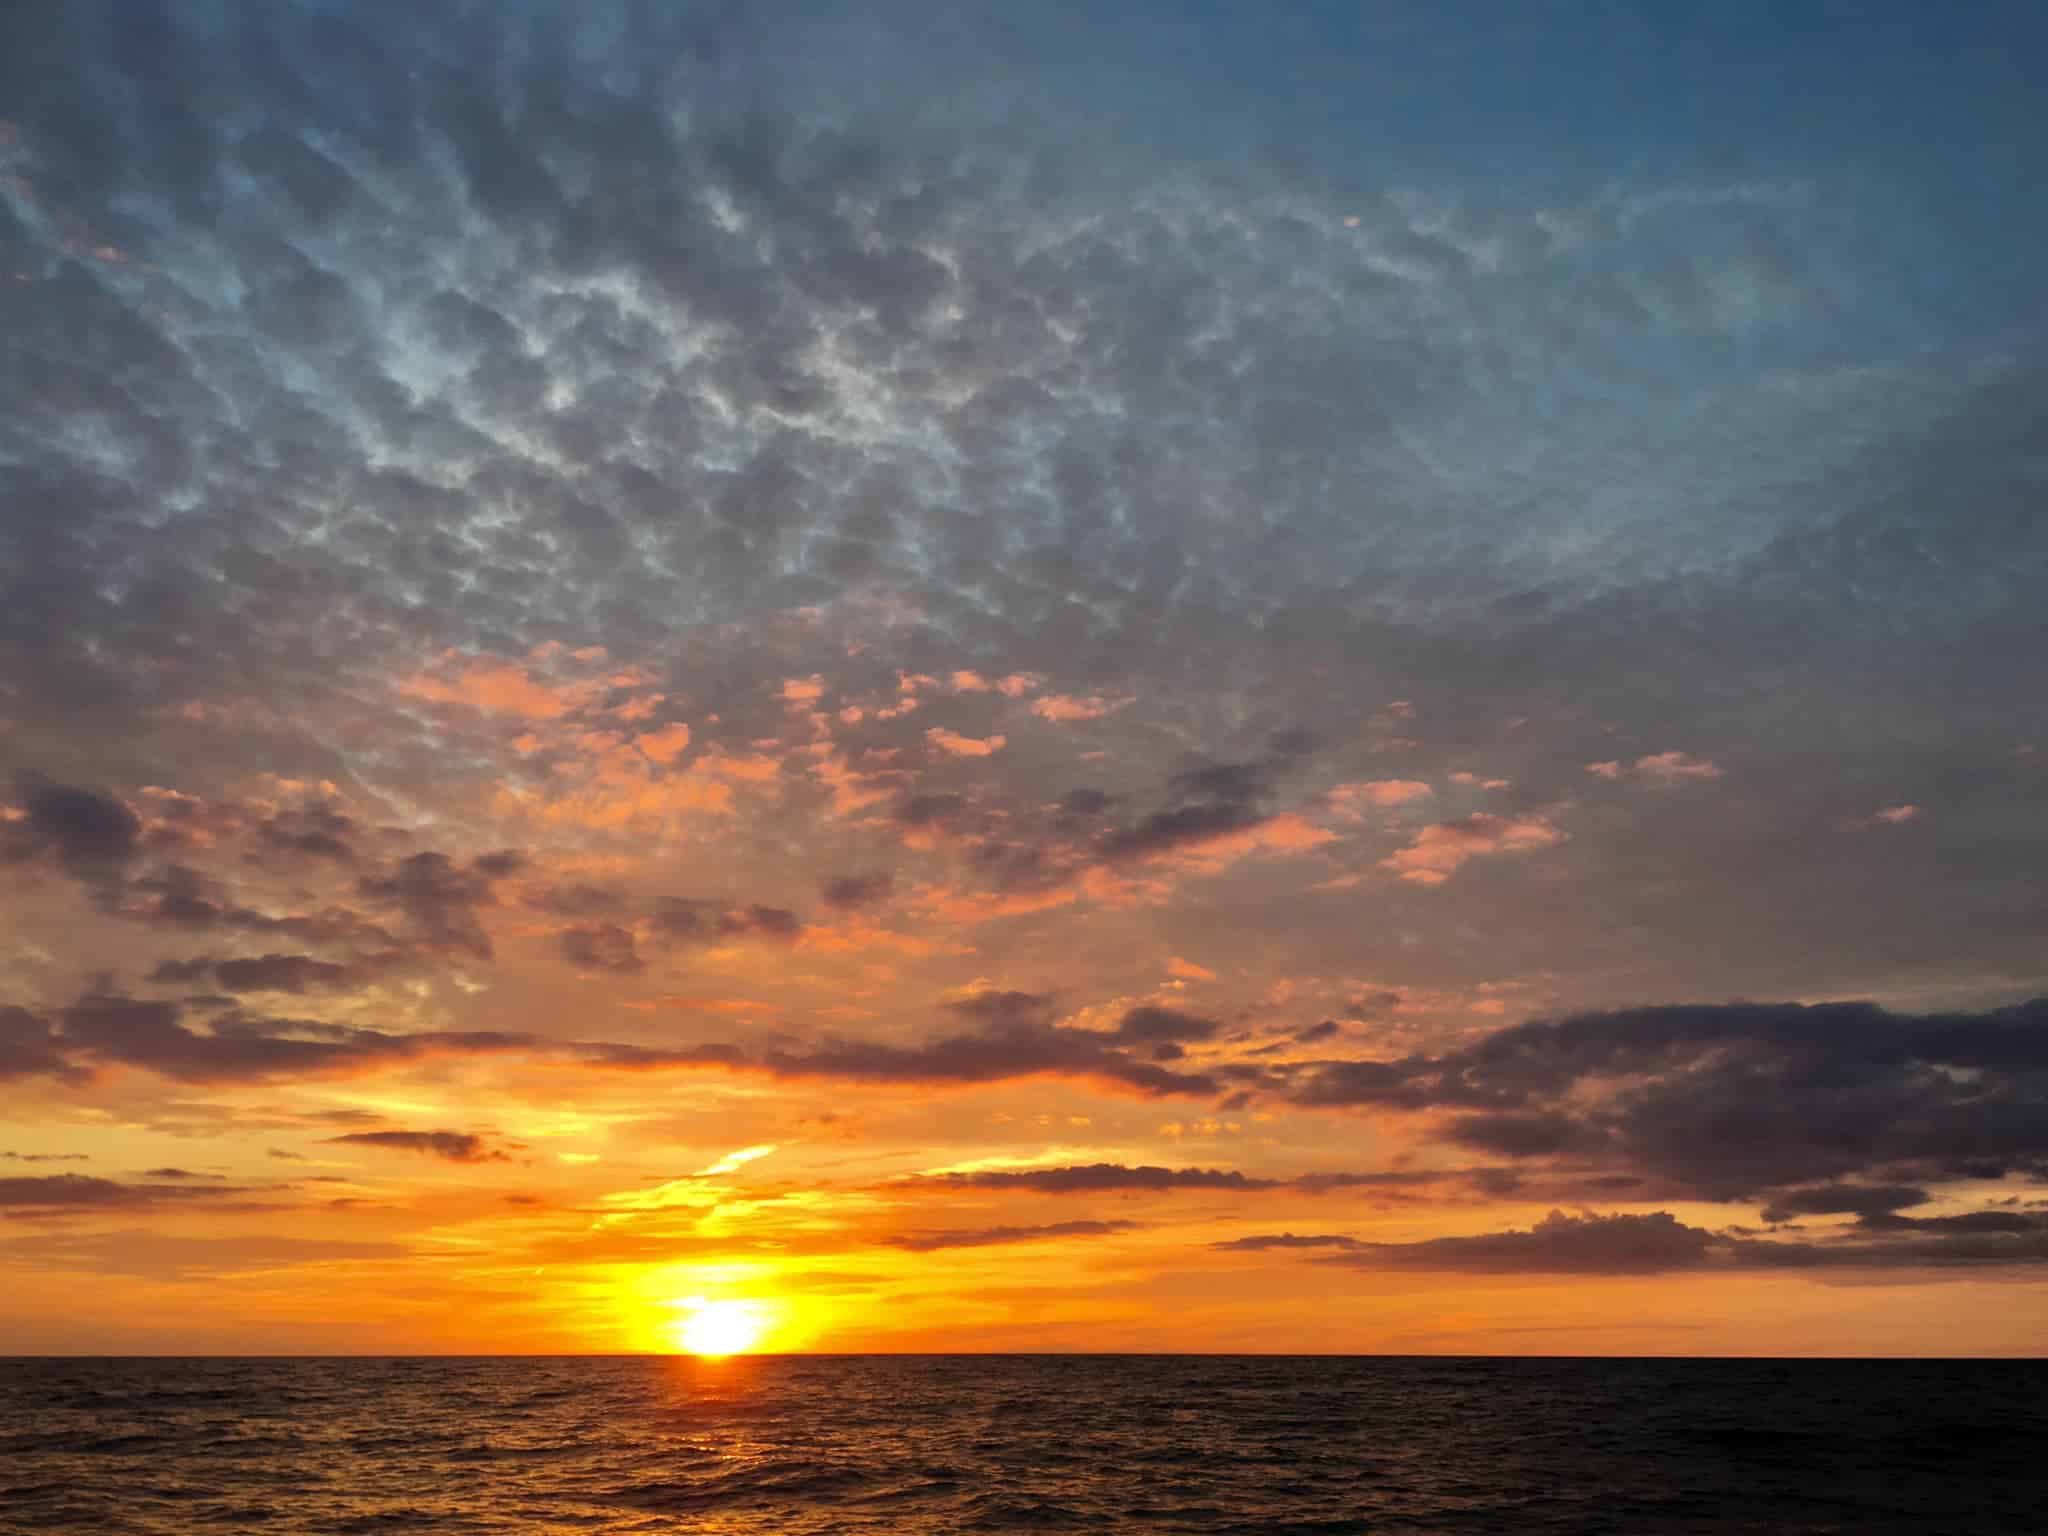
[[927, 727, 1007, 758], [1378, 813, 1566, 886], [1031, 694, 1132, 723], [398, 655, 592, 720], [1167, 957, 1217, 981], [1449, 772, 1510, 790], [1168, 813, 1337, 872], [1587, 752, 1724, 785], [1845, 804, 1921, 831], [996, 673, 1044, 697], [1635, 751, 1724, 783], [1328, 779, 1432, 817]]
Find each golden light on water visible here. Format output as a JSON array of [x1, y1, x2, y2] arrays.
[[672, 1297, 771, 1357]]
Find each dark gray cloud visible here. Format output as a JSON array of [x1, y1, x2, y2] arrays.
[[356, 851, 522, 960], [1, 988, 1209, 1096], [1290, 999, 2048, 1201], [1, 1005, 85, 1083], [1321, 1210, 1720, 1274], [652, 899, 803, 947], [150, 953, 360, 995], [720, 1025, 1219, 1099], [0, 1173, 259, 1217], [325, 1130, 507, 1164], [256, 804, 359, 862], [1115, 1007, 1221, 1046], [944, 990, 1055, 1027], [4, 993, 534, 1085], [560, 923, 643, 975], [1212, 1232, 1366, 1252], [1759, 1183, 1931, 1224], [883, 1219, 1141, 1252], [524, 883, 624, 918], [2, 781, 140, 877], [822, 873, 894, 909], [1294, 1208, 2048, 1275]]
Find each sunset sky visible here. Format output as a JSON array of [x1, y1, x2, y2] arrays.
[[4, 1, 2047, 1356]]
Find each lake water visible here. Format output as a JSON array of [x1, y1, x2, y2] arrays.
[[2, 1355, 2042, 1532]]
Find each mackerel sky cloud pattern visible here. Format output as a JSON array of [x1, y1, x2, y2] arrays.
[[2, 0, 2046, 1354]]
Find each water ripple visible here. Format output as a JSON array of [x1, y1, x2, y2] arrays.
[[2, 1356, 2044, 1534]]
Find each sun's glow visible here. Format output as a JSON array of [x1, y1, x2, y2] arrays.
[[672, 1297, 770, 1356]]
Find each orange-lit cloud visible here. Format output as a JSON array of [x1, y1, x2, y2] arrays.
[[1589, 752, 1725, 784], [1031, 694, 1132, 723], [399, 654, 595, 719], [1328, 779, 1433, 816], [1378, 813, 1566, 885], [926, 727, 1007, 757]]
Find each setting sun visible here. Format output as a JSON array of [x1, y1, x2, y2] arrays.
[[673, 1299, 770, 1357]]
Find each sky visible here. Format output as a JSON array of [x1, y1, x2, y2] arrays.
[[3, 0, 2046, 1356]]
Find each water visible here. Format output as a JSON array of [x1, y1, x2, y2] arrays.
[[2, 1356, 2042, 1533]]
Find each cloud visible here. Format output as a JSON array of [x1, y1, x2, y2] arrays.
[[945, 990, 1056, 1026], [1211, 1232, 1367, 1252], [0, 1228, 411, 1279], [6, 993, 534, 1085], [926, 727, 1007, 758], [357, 850, 522, 960], [884, 1219, 1141, 1252], [325, 1130, 507, 1164], [561, 923, 644, 974], [3, 780, 140, 876], [256, 804, 358, 862], [150, 953, 360, 995], [1328, 780, 1433, 814], [1635, 752, 1725, 783], [914, 1163, 1283, 1193], [821, 872, 893, 909], [1316, 1210, 1719, 1273], [1587, 753, 1725, 785], [1758, 1183, 1931, 1224], [1031, 695, 1130, 723], [1099, 802, 1268, 862], [7, 985, 1218, 1100], [653, 899, 803, 946], [524, 882, 624, 917], [1377, 814, 1565, 885], [1114, 1006, 1221, 1045], [1290, 997, 2048, 1202], [0, 0, 2041, 1346], [1, 1006, 86, 1083], [1295, 1208, 2048, 1275], [0, 1173, 260, 1216], [398, 655, 586, 719], [1845, 804, 1922, 831]]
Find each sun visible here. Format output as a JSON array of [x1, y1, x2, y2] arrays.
[[672, 1297, 769, 1357]]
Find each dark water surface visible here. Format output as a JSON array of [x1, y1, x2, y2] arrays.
[[2, 1356, 2042, 1533]]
